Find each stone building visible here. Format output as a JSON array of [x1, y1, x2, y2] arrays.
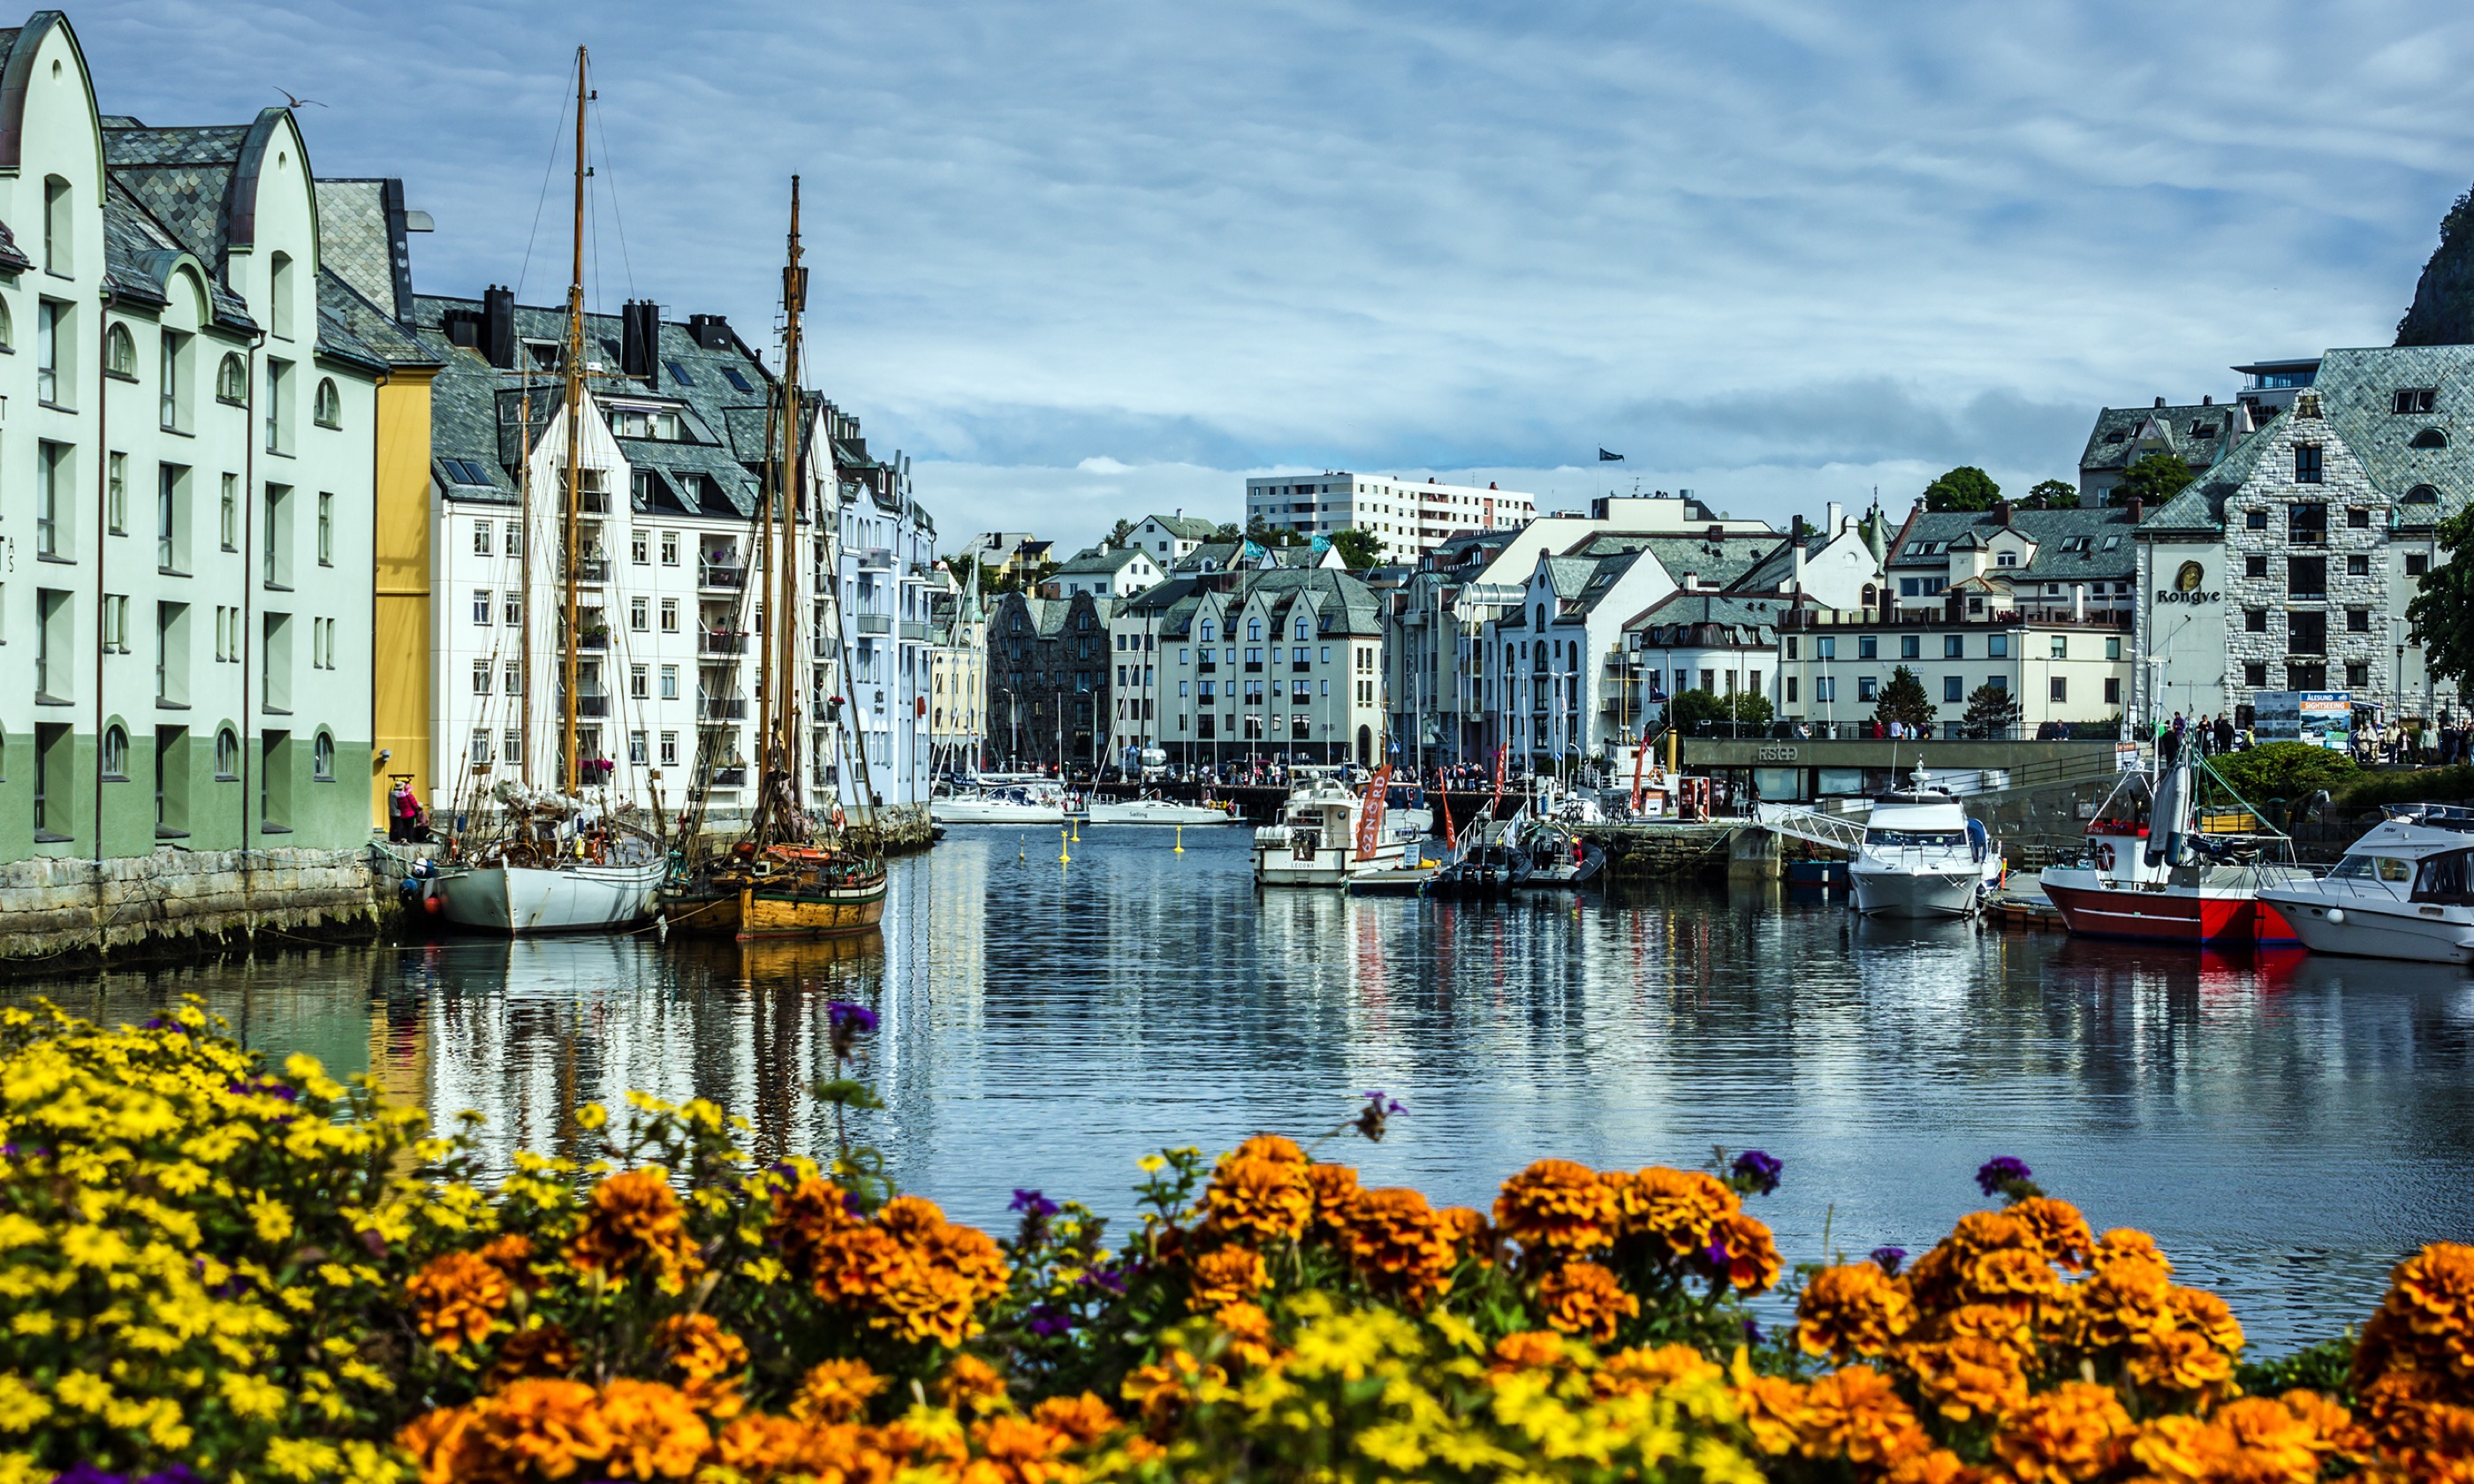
[[1, 13, 385, 867], [2137, 345, 2474, 730], [985, 589, 1112, 768]]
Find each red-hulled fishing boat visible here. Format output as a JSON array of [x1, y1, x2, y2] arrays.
[[2038, 751, 2311, 945]]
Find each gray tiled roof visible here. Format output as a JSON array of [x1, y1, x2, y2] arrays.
[[312, 178, 395, 316], [1886, 506, 2141, 579], [1145, 513, 1219, 540], [1621, 591, 1786, 644], [1119, 566, 1382, 638], [1054, 545, 1153, 575], [2079, 403, 2248, 476]]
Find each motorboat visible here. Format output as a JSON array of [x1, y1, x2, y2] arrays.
[[2257, 806, 2474, 963], [1252, 768, 1414, 886], [1515, 823, 1606, 889], [429, 782, 665, 934], [2039, 753, 2309, 945], [931, 779, 1087, 825], [1089, 794, 1239, 826], [1848, 774, 2000, 919]]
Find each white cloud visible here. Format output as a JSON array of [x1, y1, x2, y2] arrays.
[[1074, 456, 1131, 474]]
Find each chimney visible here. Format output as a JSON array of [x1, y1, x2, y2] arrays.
[[2126, 496, 2144, 524], [1826, 500, 1843, 535], [482, 284, 515, 369], [1995, 499, 2013, 526], [2153, 396, 2166, 408], [687, 313, 732, 352], [620, 299, 658, 381], [2201, 394, 2213, 405], [1790, 517, 1807, 591]]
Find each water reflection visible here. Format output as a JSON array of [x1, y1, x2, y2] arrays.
[[20, 824, 2474, 1351]]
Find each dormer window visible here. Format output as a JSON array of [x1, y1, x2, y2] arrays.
[[610, 405, 682, 441], [2395, 388, 2438, 414], [1997, 551, 2017, 567], [2412, 428, 2449, 450], [524, 340, 561, 372], [2104, 429, 2127, 443]]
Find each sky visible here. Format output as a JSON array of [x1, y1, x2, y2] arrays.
[[68, 1, 2474, 554]]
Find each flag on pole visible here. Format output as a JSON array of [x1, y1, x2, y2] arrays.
[[1598, 448, 1625, 462]]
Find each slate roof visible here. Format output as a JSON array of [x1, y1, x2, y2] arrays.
[[1621, 592, 1786, 646], [1626, 534, 1778, 591], [1886, 506, 2142, 580], [2079, 402, 2250, 477], [1143, 513, 1219, 541], [1118, 566, 1383, 640], [1054, 545, 1155, 576]]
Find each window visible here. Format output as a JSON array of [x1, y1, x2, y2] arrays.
[[1201, 620, 1216, 642], [505, 662, 522, 695], [631, 529, 649, 564], [1856, 677, 1878, 702], [2289, 556, 2327, 597], [474, 588, 491, 625], [106, 452, 126, 534], [503, 591, 521, 625], [630, 662, 649, 699], [2245, 609, 2267, 632], [2348, 553, 2370, 577], [2409, 553, 2431, 576], [103, 322, 134, 378], [659, 731, 679, 767], [313, 378, 340, 428], [159, 329, 186, 430], [1784, 637, 1798, 660], [2105, 636, 2121, 660], [1985, 675, 2007, 693], [34, 299, 60, 405], [1943, 635, 1962, 658], [2349, 506, 2372, 528], [660, 664, 678, 699], [2245, 510, 2268, 530], [101, 594, 128, 652], [2395, 388, 2439, 414], [2349, 608, 2372, 633], [1817, 636, 1836, 660], [2245, 555, 2268, 579], [265, 359, 292, 453], [216, 726, 239, 780], [269, 253, 295, 339], [220, 474, 238, 550], [660, 531, 679, 565], [0, 296, 12, 352], [473, 658, 491, 694], [2294, 443, 2323, 483], [1997, 551, 2017, 567], [312, 731, 333, 781], [1944, 676, 1964, 702], [1786, 678, 1799, 703], [1901, 634, 1920, 659], [1815, 677, 1836, 702], [2413, 428, 2450, 450], [2289, 610, 2326, 655], [503, 730, 522, 766], [216, 353, 246, 403], [505, 519, 521, 551], [2408, 484, 2440, 505], [659, 598, 679, 632], [1988, 634, 2009, 658], [2244, 662, 2266, 687], [2050, 677, 2068, 703], [1857, 635, 1878, 659], [156, 464, 183, 572], [315, 492, 332, 565], [2347, 662, 2372, 688], [474, 519, 493, 556], [101, 723, 127, 779], [2105, 678, 2121, 704], [2050, 636, 2067, 660], [469, 729, 491, 765], [42, 176, 69, 276], [629, 731, 648, 765]]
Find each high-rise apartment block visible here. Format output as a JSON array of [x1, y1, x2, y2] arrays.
[[1245, 473, 1535, 564]]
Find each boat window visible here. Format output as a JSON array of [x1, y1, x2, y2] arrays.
[[1867, 829, 1967, 848], [2329, 855, 2377, 879], [2379, 857, 2414, 882], [2410, 848, 2474, 904]]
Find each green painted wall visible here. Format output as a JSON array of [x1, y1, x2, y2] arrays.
[[0, 725, 371, 862]]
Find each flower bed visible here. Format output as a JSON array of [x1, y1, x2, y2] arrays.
[[5, 1001, 2469, 1483]]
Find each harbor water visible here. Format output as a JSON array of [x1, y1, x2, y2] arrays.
[[20, 824, 2474, 1352]]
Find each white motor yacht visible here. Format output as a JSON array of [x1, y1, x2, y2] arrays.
[[930, 779, 1086, 825], [1089, 795, 1239, 825], [1849, 782, 2000, 919], [1253, 769, 1412, 886], [2257, 806, 2474, 963]]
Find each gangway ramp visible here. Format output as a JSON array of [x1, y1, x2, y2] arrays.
[[1752, 804, 1866, 855]]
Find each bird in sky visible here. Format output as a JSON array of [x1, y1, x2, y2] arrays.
[[274, 89, 327, 110]]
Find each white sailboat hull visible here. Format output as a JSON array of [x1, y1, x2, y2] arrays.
[[1089, 799, 1237, 825], [933, 799, 1070, 824], [434, 860, 664, 935]]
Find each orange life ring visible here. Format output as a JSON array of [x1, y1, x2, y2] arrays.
[[831, 804, 846, 830], [2094, 843, 2116, 872]]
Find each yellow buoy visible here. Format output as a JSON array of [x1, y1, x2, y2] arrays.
[[1059, 826, 1071, 865], [1173, 825, 1185, 854]]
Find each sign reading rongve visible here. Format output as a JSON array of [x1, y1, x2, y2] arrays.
[[2156, 559, 2220, 605]]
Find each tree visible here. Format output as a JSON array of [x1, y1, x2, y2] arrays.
[[2409, 507, 2474, 691], [1105, 518, 1136, 549], [1873, 666, 1935, 731], [1962, 681, 2021, 738], [2113, 452, 2195, 505], [1669, 687, 1774, 731], [1210, 522, 1244, 543], [1924, 466, 2000, 512], [2214, 740, 2358, 804], [2024, 479, 2081, 510], [1332, 528, 1385, 570], [1244, 518, 1304, 549]]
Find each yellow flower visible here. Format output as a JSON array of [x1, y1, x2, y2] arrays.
[[0, 1376, 50, 1433], [219, 1370, 287, 1421], [574, 1102, 608, 1130], [58, 1225, 131, 1268], [249, 1192, 295, 1246], [54, 1371, 112, 1413]]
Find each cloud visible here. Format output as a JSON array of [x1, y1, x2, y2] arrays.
[[65, 0, 2474, 556]]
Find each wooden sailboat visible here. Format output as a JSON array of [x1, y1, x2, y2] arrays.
[[432, 46, 664, 934], [667, 178, 887, 940]]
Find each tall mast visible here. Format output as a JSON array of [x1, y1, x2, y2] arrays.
[[778, 178, 806, 835], [560, 46, 588, 793]]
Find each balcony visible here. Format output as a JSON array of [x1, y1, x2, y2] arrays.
[[1244, 661, 1264, 673], [700, 561, 745, 590], [856, 613, 892, 636], [563, 557, 610, 583], [706, 765, 747, 787], [860, 546, 894, 571], [698, 695, 748, 721], [572, 694, 610, 718], [579, 489, 611, 514], [578, 628, 610, 650], [701, 630, 748, 655], [1292, 661, 1312, 674], [1198, 659, 1217, 674], [900, 619, 930, 642]]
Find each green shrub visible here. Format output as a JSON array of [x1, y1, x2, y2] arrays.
[[2334, 764, 2474, 809], [2212, 741, 2358, 802]]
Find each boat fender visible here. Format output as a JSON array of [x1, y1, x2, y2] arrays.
[[2094, 843, 2116, 872], [2326, 908, 2345, 925], [831, 804, 846, 830]]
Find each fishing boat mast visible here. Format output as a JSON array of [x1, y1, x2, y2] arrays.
[[752, 179, 808, 846], [559, 47, 588, 794]]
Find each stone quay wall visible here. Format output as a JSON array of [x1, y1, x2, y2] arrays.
[[0, 847, 383, 974]]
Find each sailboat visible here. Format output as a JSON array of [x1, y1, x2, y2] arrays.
[[664, 178, 888, 940], [431, 48, 664, 935]]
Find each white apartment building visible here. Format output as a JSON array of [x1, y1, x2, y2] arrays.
[[4, 17, 384, 864], [1246, 472, 1537, 563]]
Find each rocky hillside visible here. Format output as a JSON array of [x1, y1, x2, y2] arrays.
[[2397, 188, 2474, 345]]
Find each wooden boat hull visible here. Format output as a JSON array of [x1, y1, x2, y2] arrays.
[[734, 882, 889, 939]]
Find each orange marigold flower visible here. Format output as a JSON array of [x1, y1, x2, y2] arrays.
[[791, 1358, 890, 1424], [1339, 1186, 1462, 1304], [1618, 1167, 1738, 1259], [1305, 1162, 1362, 1225], [1884, 1447, 1977, 1484], [768, 1175, 858, 1281], [398, 1405, 480, 1484], [806, 1223, 911, 1306], [1188, 1244, 1269, 1311], [1708, 1211, 1782, 1293], [2124, 1328, 2236, 1404], [2092, 1228, 2173, 1279], [1993, 1380, 2132, 1484], [878, 1257, 984, 1347], [937, 1353, 1012, 1417], [477, 1232, 541, 1285], [597, 1378, 712, 1481], [651, 1313, 748, 1382], [2007, 1198, 2096, 1273], [924, 1220, 1013, 1304], [1436, 1204, 1495, 1263], [1537, 1260, 1641, 1344], [406, 1250, 511, 1353], [1495, 1159, 1621, 1258], [2060, 1263, 2175, 1353], [1802, 1366, 1926, 1468], [712, 1413, 810, 1475], [1234, 1133, 1308, 1166], [1491, 1329, 1574, 1373], [1212, 1299, 1278, 1368], [1122, 1349, 1218, 1436], [970, 1414, 1075, 1484], [2167, 1285, 2245, 1354], [1733, 1372, 1813, 1457], [877, 1194, 949, 1244], [1905, 1335, 2028, 1423], [468, 1378, 615, 1481], [1940, 1301, 2036, 1355], [566, 1168, 703, 1291], [1596, 1343, 1722, 1397], [2275, 1388, 2369, 1463], [1031, 1392, 1120, 1446], [487, 1321, 579, 1391], [1204, 1154, 1314, 1245], [1796, 1262, 1916, 1361], [2363, 1241, 2474, 1387]]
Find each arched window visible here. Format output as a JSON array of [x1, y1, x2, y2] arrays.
[[1863, 584, 1878, 606], [100, 723, 127, 779], [314, 377, 340, 428], [2412, 428, 2450, 450], [0, 296, 16, 352], [216, 727, 239, 779], [2408, 483, 2440, 504], [312, 731, 334, 780], [1294, 618, 1308, 640], [268, 251, 294, 339], [216, 352, 247, 403], [103, 322, 135, 377], [1248, 619, 1262, 641]]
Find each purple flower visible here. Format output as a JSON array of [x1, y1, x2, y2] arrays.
[[1742, 1319, 1765, 1344], [1362, 1090, 1406, 1115], [1705, 1238, 1730, 1268], [1870, 1246, 1908, 1276], [1077, 1265, 1129, 1297], [1010, 1188, 1060, 1219], [138, 1468, 204, 1484], [828, 1001, 879, 1034], [1730, 1149, 1783, 1195], [54, 1465, 129, 1484], [1975, 1156, 2034, 1198], [1025, 1304, 1077, 1338]]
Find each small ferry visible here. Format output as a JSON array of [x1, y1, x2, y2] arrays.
[[2038, 753, 2308, 945], [2257, 806, 2474, 963], [1849, 779, 2001, 919]]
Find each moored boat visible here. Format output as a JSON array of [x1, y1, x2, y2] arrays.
[[933, 780, 1085, 825], [1088, 794, 1236, 826], [1252, 767, 1413, 886], [2257, 806, 2474, 963], [2038, 752, 2308, 945], [1848, 775, 2001, 919]]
